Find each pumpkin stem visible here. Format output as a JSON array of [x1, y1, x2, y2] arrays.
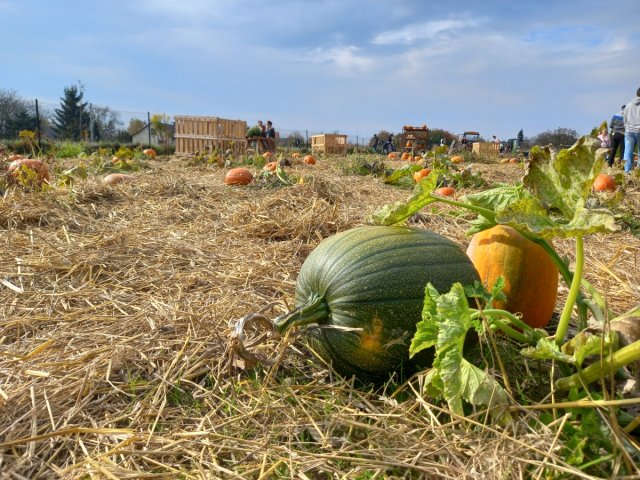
[[273, 295, 331, 335], [555, 235, 585, 345], [555, 338, 640, 391]]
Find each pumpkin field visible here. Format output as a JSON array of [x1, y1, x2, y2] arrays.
[[1, 142, 640, 479]]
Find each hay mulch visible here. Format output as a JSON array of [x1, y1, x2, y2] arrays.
[[1, 156, 640, 479]]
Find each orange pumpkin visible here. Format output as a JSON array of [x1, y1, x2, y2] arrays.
[[303, 155, 316, 165], [224, 167, 253, 185], [387, 152, 399, 159], [7, 158, 50, 185], [291, 152, 302, 159], [500, 158, 510, 164], [413, 168, 432, 183], [414, 155, 423, 161], [263, 151, 274, 160], [406, 141, 413, 147], [264, 161, 277, 172], [509, 157, 519, 164], [434, 186, 455, 197], [143, 148, 157, 158], [593, 173, 616, 192], [103, 173, 137, 186], [451, 155, 464, 164], [466, 225, 558, 328], [401, 152, 410, 161]]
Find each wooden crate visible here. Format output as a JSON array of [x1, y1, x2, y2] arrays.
[[472, 141, 500, 155], [311, 134, 348, 154], [174, 116, 247, 156]]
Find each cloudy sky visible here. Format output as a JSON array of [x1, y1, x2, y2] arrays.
[[1, 0, 639, 142]]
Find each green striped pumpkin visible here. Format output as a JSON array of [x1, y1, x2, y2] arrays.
[[274, 225, 479, 380]]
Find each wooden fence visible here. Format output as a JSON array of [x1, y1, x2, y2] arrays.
[[174, 116, 247, 156]]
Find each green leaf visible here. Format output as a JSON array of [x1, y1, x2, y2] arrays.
[[524, 136, 606, 217], [409, 283, 440, 357], [463, 184, 529, 213], [412, 282, 511, 420], [561, 330, 616, 368], [521, 337, 576, 364], [368, 172, 439, 225], [460, 359, 511, 415], [497, 198, 620, 238], [382, 163, 422, 184]]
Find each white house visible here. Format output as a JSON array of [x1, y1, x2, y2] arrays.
[[131, 122, 175, 146]]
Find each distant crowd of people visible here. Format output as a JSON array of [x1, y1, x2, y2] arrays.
[[599, 86, 640, 174]]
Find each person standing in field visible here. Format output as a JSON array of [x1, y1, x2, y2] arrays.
[[598, 126, 611, 149], [623, 87, 640, 174], [608, 105, 625, 167], [264, 120, 276, 150]]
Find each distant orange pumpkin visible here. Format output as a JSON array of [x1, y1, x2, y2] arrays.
[[451, 155, 464, 164], [593, 173, 616, 192], [225, 167, 253, 185], [264, 161, 277, 172], [413, 168, 432, 183], [434, 186, 455, 197], [303, 155, 316, 165]]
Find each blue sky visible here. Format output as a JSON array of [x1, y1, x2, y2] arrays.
[[1, 0, 639, 142]]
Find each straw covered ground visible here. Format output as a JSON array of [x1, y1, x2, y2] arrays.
[[1, 153, 640, 479]]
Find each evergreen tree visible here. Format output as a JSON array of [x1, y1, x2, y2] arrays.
[[517, 129, 524, 144], [53, 84, 89, 140], [5, 107, 37, 137]]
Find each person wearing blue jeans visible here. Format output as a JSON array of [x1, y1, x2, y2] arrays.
[[623, 87, 640, 174]]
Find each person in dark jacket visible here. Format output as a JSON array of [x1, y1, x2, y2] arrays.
[[608, 105, 625, 167], [265, 120, 276, 150]]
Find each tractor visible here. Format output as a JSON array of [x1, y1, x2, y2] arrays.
[[448, 131, 480, 154]]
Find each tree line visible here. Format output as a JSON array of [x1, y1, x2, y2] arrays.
[[2, 83, 582, 149], [0, 84, 157, 143]]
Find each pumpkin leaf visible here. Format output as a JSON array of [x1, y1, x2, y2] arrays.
[[368, 172, 439, 225], [561, 330, 616, 368], [409, 283, 440, 355], [494, 136, 620, 238], [463, 184, 529, 214], [521, 337, 576, 364], [411, 282, 511, 420], [460, 359, 511, 420], [496, 197, 620, 238], [523, 137, 607, 218], [382, 163, 423, 184]]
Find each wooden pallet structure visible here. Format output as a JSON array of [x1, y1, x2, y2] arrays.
[[311, 134, 348, 154], [174, 116, 247, 156]]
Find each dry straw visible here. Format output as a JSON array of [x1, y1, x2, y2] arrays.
[[1, 157, 639, 478]]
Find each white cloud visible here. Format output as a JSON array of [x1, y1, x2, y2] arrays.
[[301, 46, 375, 75], [372, 18, 479, 46]]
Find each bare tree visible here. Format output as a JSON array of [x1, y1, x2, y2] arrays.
[[0, 89, 36, 138], [532, 128, 579, 148]]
